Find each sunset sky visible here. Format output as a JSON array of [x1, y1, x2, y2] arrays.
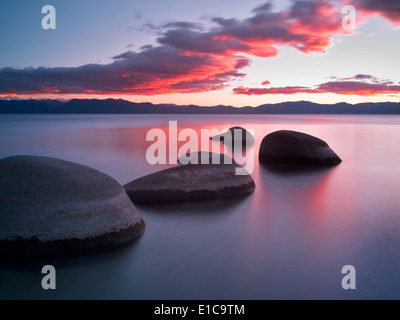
[[0, 0, 399, 107]]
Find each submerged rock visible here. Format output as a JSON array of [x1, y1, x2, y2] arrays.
[[178, 152, 236, 165], [259, 130, 342, 166], [124, 163, 255, 205], [0, 155, 145, 256], [211, 126, 254, 147]]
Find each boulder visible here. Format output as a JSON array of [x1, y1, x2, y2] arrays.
[[124, 163, 255, 205], [0, 155, 145, 256], [259, 130, 341, 166], [178, 152, 235, 165]]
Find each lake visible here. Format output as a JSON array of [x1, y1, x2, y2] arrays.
[[0, 114, 400, 299]]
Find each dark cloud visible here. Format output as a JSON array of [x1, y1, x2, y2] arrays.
[[0, 46, 250, 95], [234, 86, 315, 95], [157, 28, 249, 55], [1, 0, 398, 97], [337, 74, 395, 84], [234, 75, 400, 96], [252, 2, 273, 13], [353, 0, 400, 22], [289, 0, 342, 33], [318, 80, 400, 95], [349, 74, 376, 80], [211, 17, 238, 27], [162, 21, 203, 30], [138, 22, 161, 34], [159, 0, 345, 58]]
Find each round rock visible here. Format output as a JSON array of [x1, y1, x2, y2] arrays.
[[259, 130, 342, 166], [0, 155, 146, 256], [178, 152, 236, 165], [124, 163, 255, 205]]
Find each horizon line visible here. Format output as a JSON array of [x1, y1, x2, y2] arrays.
[[1, 97, 399, 108]]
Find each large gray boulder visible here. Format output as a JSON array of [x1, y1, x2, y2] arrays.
[[0, 156, 145, 255], [124, 163, 255, 205], [259, 130, 342, 166], [178, 152, 236, 165]]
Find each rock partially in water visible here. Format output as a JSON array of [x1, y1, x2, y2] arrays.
[[259, 130, 342, 166], [178, 152, 236, 165], [124, 163, 255, 205], [211, 126, 254, 147], [0, 155, 145, 256]]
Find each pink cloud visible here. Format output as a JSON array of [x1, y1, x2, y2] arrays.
[[352, 0, 400, 24], [234, 75, 400, 96], [0, 1, 399, 97]]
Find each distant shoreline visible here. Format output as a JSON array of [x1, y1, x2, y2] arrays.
[[1, 99, 400, 115]]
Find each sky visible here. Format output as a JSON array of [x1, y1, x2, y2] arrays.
[[0, 0, 400, 107]]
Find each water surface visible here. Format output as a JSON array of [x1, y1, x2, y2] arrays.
[[0, 114, 399, 299]]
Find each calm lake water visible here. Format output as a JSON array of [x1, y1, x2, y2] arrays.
[[0, 114, 400, 300]]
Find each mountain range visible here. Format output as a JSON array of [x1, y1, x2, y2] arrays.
[[0, 99, 399, 114]]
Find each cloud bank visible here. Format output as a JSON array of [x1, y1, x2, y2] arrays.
[[354, 0, 400, 23], [234, 75, 400, 96], [0, 0, 399, 97]]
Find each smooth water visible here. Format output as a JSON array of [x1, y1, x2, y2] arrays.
[[0, 114, 399, 300]]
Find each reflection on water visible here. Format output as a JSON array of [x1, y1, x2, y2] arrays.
[[0, 114, 400, 299]]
